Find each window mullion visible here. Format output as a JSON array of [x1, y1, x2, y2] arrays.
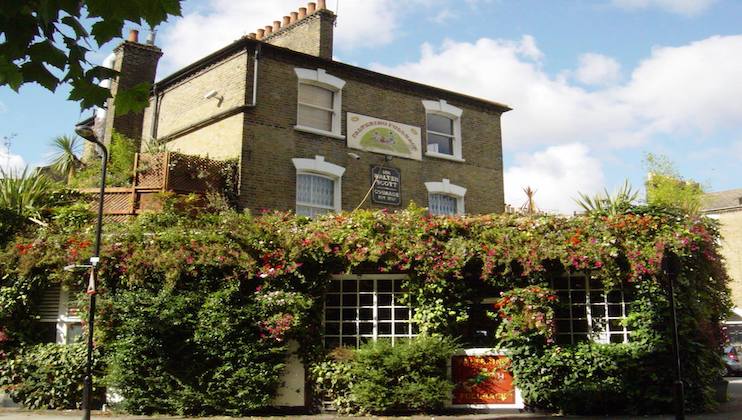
[[372, 278, 378, 342]]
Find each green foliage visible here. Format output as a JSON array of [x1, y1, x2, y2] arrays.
[[0, 167, 56, 217], [49, 135, 84, 184], [575, 180, 640, 216], [102, 283, 301, 415], [0, 207, 28, 246], [0, 1, 182, 110], [0, 201, 731, 415], [645, 153, 705, 214], [312, 336, 458, 414], [70, 132, 137, 188], [494, 285, 557, 347], [0, 343, 104, 409]]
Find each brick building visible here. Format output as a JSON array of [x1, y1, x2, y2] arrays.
[[99, 1, 509, 217], [703, 188, 742, 344]]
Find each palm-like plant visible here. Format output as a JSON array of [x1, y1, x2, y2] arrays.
[[0, 167, 56, 218], [575, 180, 639, 216], [49, 135, 84, 184]]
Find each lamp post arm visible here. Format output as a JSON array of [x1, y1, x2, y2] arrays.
[[90, 139, 107, 259]]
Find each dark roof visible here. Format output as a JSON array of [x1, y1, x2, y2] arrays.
[[154, 37, 512, 113], [703, 188, 742, 211]]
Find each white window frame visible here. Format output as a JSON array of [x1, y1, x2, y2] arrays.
[[39, 285, 83, 344], [422, 99, 464, 162], [322, 274, 417, 348], [294, 68, 345, 139], [425, 178, 466, 215], [292, 155, 345, 216], [552, 272, 632, 345]]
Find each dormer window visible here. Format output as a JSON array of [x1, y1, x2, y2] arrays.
[[294, 68, 345, 139], [422, 99, 463, 161]]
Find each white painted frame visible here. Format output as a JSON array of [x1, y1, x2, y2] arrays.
[[294, 68, 345, 139], [422, 99, 464, 162], [292, 155, 345, 215], [425, 178, 467, 215], [447, 348, 525, 410]]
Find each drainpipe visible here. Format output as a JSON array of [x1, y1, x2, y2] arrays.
[[149, 83, 160, 145], [250, 43, 261, 106]]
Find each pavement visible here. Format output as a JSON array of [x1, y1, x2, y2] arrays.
[[1, 378, 741, 420]]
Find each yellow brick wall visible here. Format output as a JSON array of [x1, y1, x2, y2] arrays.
[[717, 211, 742, 309], [164, 113, 243, 161], [141, 50, 249, 142]]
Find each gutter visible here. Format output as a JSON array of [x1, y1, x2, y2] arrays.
[[151, 44, 261, 144]]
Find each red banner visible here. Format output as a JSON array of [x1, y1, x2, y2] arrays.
[[451, 355, 515, 404]]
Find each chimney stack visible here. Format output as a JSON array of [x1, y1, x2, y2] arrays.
[[253, 3, 336, 60], [127, 29, 139, 43]]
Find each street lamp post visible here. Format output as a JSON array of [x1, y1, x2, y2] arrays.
[[662, 251, 685, 420], [74, 124, 107, 420]]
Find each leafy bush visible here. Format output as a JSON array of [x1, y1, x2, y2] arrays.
[[312, 335, 458, 414], [70, 132, 137, 188], [103, 284, 302, 416], [0, 343, 104, 409]]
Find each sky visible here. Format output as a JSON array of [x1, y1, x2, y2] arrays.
[[1, 0, 741, 214]]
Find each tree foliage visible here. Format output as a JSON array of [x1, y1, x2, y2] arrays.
[[575, 180, 640, 216], [645, 153, 705, 214], [49, 135, 84, 184], [0, 0, 182, 110]]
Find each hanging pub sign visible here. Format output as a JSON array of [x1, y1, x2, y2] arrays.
[[450, 350, 523, 409], [370, 165, 401, 206], [347, 113, 422, 161]]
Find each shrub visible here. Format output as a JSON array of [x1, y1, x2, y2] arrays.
[[312, 335, 458, 414], [0, 343, 103, 409]]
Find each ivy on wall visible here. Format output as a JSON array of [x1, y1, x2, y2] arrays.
[[0, 199, 731, 415]]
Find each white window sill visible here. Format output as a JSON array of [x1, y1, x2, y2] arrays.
[[294, 125, 345, 140], [425, 151, 465, 162]]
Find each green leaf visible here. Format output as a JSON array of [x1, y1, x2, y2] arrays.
[[61, 16, 89, 40], [90, 19, 124, 46], [114, 82, 151, 115], [21, 61, 59, 91], [68, 79, 111, 109], [27, 40, 68, 70], [0, 56, 24, 91]]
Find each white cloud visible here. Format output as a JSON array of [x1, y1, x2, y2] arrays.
[[0, 146, 26, 175], [505, 143, 605, 214], [0, 101, 7, 113], [611, 0, 716, 16], [574, 53, 622, 86], [158, 0, 415, 75]]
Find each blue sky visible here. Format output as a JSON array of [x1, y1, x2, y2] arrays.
[[1, 0, 741, 213]]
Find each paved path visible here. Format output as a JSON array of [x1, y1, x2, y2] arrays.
[[2, 378, 741, 420]]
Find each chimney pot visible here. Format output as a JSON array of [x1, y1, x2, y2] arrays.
[[308, 2, 316, 13], [298, 7, 307, 18], [290, 12, 298, 23], [264, 25, 273, 35], [127, 29, 139, 43], [248, 32, 257, 39], [256, 28, 265, 39], [283, 16, 291, 26], [317, 0, 326, 10], [273, 20, 281, 31]]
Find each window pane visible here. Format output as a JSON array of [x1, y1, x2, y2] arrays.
[[341, 337, 357, 348], [378, 322, 392, 335], [394, 308, 409, 320], [359, 279, 374, 292], [325, 322, 340, 335], [377, 280, 393, 292], [359, 322, 373, 335], [427, 114, 453, 135], [378, 294, 393, 306], [394, 323, 409, 335], [297, 174, 333, 207], [299, 84, 333, 109], [429, 193, 457, 216], [359, 294, 373, 306], [342, 294, 356, 306], [608, 304, 623, 317], [326, 294, 340, 307], [342, 322, 357, 335], [590, 305, 606, 318], [378, 308, 392, 320], [427, 133, 453, 155], [342, 308, 356, 321], [325, 308, 340, 321], [328, 280, 341, 292], [359, 308, 373, 321], [298, 104, 332, 132]]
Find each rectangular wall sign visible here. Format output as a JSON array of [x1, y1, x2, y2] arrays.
[[370, 165, 401, 206], [347, 113, 422, 161], [450, 351, 523, 409]]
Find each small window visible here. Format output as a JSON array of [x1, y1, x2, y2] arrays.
[[425, 178, 466, 215], [37, 284, 82, 344], [323, 275, 417, 348], [298, 84, 334, 132], [292, 155, 345, 217], [552, 273, 633, 344], [294, 68, 345, 138], [426, 114, 455, 155], [297, 174, 335, 218], [422, 99, 463, 161], [429, 193, 458, 216]]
